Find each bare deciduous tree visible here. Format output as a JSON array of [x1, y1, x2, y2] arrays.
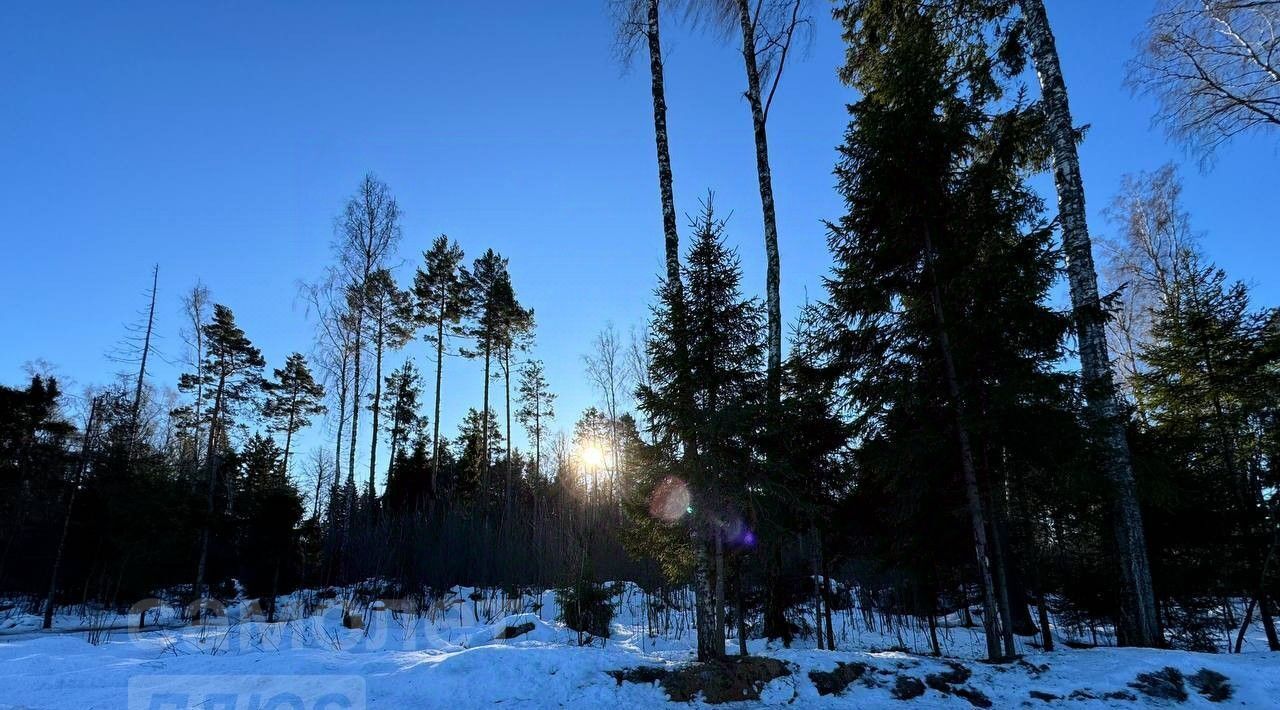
[[1102, 164, 1200, 409], [690, 0, 810, 405], [300, 272, 359, 523], [1129, 0, 1280, 159], [584, 323, 630, 482], [179, 282, 212, 470], [334, 174, 402, 506]]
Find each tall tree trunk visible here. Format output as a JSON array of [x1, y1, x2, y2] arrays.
[[1038, 588, 1055, 651], [504, 345, 513, 516], [1234, 598, 1256, 653], [282, 395, 297, 480], [764, 542, 791, 646], [810, 526, 825, 650], [714, 529, 726, 656], [645, 0, 713, 663], [735, 566, 749, 656], [131, 265, 158, 444], [733, 0, 782, 405], [647, 0, 679, 289], [332, 360, 348, 524], [1019, 0, 1159, 648], [533, 414, 541, 480], [43, 398, 98, 630], [987, 513, 1018, 657], [194, 374, 227, 624], [924, 227, 1004, 661], [694, 529, 723, 660], [481, 338, 492, 497], [191, 309, 206, 481], [369, 320, 385, 504], [822, 551, 836, 648], [1259, 594, 1280, 651], [431, 315, 445, 498], [348, 311, 363, 517]]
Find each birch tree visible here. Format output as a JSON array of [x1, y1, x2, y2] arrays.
[[334, 174, 402, 506], [1019, 0, 1161, 647], [1101, 164, 1199, 409], [584, 323, 631, 486], [1129, 0, 1280, 159], [692, 0, 808, 404]]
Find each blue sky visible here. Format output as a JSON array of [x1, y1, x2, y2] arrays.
[[2, 1, 1277, 480]]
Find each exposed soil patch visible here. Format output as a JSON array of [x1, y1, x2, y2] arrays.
[[609, 656, 791, 704], [808, 661, 868, 696]]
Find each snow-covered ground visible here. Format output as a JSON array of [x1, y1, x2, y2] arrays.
[[0, 584, 1276, 708]]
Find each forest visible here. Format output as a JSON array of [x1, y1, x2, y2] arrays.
[[2, 0, 1279, 707]]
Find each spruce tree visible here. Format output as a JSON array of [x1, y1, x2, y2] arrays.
[[824, 0, 1068, 660], [380, 360, 426, 508], [1138, 249, 1280, 649], [455, 407, 504, 502], [635, 198, 765, 660], [236, 434, 303, 623]]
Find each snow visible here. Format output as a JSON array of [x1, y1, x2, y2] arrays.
[[1, 584, 1276, 708]]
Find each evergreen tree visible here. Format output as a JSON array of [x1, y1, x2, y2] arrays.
[[177, 304, 265, 618], [413, 235, 471, 497], [235, 434, 303, 623], [454, 407, 504, 502], [1138, 249, 1280, 649], [823, 0, 1068, 659], [635, 198, 766, 660], [263, 353, 326, 480], [463, 249, 510, 499], [493, 271, 534, 514], [516, 359, 556, 481], [360, 267, 415, 502], [381, 360, 426, 508]]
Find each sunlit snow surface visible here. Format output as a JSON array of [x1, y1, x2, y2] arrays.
[[1, 584, 1277, 708]]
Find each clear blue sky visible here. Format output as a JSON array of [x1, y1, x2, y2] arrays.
[[2, 2, 1277, 480]]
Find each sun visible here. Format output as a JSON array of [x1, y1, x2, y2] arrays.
[[577, 442, 607, 470]]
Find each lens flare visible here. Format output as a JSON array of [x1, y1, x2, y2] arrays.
[[649, 476, 691, 523]]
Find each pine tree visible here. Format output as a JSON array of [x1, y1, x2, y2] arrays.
[[178, 304, 265, 619], [263, 353, 326, 480], [516, 360, 556, 481], [360, 268, 415, 502], [463, 249, 511, 500], [494, 273, 534, 514], [413, 235, 471, 497]]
